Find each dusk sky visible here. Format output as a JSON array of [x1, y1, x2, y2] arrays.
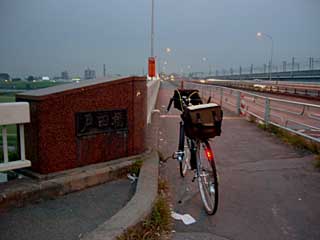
[[0, 0, 319, 78]]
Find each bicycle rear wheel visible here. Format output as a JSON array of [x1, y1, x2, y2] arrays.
[[196, 140, 219, 215], [180, 136, 191, 177]]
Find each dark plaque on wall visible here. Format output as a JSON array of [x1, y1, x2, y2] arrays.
[[76, 109, 128, 137]]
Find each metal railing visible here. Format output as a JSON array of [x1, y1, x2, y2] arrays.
[[186, 82, 320, 143], [0, 102, 31, 172], [207, 80, 320, 99]]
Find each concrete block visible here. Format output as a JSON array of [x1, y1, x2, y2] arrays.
[[0, 102, 30, 125]]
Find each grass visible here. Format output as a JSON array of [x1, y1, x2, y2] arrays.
[[0, 93, 19, 147], [0, 149, 20, 163], [0, 81, 64, 90], [269, 124, 319, 153], [314, 155, 320, 169], [256, 121, 320, 169], [0, 94, 15, 103], [117, 179, 172, 240], [130, 159, 143, 176], [0, 125, 18, 147], [258, 123, 320, 154]]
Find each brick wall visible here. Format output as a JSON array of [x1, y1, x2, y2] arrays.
[[16, 76, 147, 174]]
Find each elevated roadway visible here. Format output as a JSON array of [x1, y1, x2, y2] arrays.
[[156, 81, 320, 240]]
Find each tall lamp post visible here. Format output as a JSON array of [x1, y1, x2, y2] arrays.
[[148, 0, 156, 79], [257, 32, 274, 81], [202, 57, 207, 77]]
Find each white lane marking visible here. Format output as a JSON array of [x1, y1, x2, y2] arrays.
[[160, 115, 180, 118]]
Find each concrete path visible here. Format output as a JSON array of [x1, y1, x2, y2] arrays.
[[0, 179, 136, 240], [0, 149, 159, 240], [157, 81, 320, 240]]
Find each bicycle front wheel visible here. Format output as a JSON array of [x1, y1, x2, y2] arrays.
[[180, 136, 191, 177], [196, 140, 219, 215]]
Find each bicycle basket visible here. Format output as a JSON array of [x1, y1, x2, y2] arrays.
[[173, 89, 202, 111], [183, 103, 223, 140]]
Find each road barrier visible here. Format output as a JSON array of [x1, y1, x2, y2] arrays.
[[206, 80, 320, 100], [147, 79, 160, 123], [186, 82, 320, 143]]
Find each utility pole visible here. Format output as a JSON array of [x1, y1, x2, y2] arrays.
[[291, 57, 295, 78], [148, 0, 156, 79], [151, 0, 155, 57], [309, 57, 314, 70], [283, 61, 286, 72], [103, 64, 106, 77]]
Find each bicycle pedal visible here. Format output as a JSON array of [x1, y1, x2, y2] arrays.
[[172, 151, 184, 162]]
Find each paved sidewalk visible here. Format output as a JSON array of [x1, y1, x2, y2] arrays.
[[0, 149, 159, 240], [0, 179, 136, 240], [157, 81, 320, 240]]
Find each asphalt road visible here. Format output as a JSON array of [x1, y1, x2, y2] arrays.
[[0, 179, 136, 240], [157, 81, 320, 240]]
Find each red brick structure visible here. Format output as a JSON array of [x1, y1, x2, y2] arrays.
[[16, 76, 147, 174]]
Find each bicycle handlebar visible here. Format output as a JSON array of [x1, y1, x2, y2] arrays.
[[167, 89, 208, 113]]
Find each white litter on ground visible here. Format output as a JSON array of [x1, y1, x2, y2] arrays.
[[171, 211, 196, 225], [127, 173, 138, 183]]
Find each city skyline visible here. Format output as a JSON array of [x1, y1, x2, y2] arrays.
[[1, 0, 320, 78]]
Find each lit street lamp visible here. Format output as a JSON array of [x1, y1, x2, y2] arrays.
[[257, 32, 274, 81], [202, 57, 208, 77], [187, 65, 192, 78]]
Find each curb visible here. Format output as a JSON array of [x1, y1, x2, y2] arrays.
[[0, 151, 153, 210], [81, 150, 159, 240]]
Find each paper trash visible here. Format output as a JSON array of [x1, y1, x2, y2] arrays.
[[127, 173, 138, 183], [171, 211, 196, 225]]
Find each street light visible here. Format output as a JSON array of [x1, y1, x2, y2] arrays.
[[257, 32, 274, 81], [187, 65, 192, 78], [148, 0, 156, 79], [161, 48, 171, 77], [202, 57, 208, 77]]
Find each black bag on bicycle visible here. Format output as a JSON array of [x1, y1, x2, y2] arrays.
[[183, 103, 223, 140], [173, 89, 202, 111]]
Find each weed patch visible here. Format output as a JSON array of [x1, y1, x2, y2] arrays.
[[255, 122, 320, 155], [117, 179, 172, 240], [0, 149, 19, 163], [314, 155, 320, 169], [129, 159, 143, 176]]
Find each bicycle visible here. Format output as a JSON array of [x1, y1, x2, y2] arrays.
[[167, 88, 222, 215]]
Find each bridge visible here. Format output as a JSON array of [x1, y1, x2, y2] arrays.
[[210, 69, 320, 81], [189, 69, 320, 81], [0, 77, 320, 240]]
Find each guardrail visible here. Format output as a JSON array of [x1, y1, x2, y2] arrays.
[[206, 80, 320, 100], [147, 79, 161, 123], [0, 102, 31, 172], [186, 82, 320, 143]]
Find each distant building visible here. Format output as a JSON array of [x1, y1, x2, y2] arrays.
[[61, 71, 69, 80], [0, 73, 10, 81], [84, 68, 96, 80], [42, 76, 50, 81]]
